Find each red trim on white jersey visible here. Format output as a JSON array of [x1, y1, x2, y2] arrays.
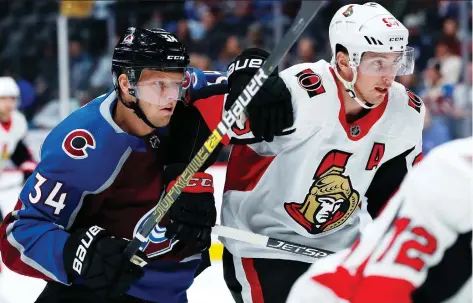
[[1, 118, 12, 132], [241, 258, 265, 303], [412, 152, 424, 166], [19, 160, 37, 173], [224, 145, 275, 193], [328, 67, 388, 141], [193, 94, 231, 145]]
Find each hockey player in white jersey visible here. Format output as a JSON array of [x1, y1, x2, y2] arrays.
[[219, 3, 424, 302], [287, 137, 472, 303], [0, 77, 37, 222], [0, 76, 36, 282]]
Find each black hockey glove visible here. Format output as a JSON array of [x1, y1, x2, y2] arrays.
[[164, 163, 216, 254], [225, 48, 293, 142], [63, 226, 148, 298]]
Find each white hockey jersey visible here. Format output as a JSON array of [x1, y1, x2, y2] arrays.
[[286, 137, 472, 303], [0, 110, 28, 173], [220, 60, 425, 262]]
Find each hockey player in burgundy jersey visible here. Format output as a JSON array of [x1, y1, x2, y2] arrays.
[[287, 137, 472, 303], [1, 28, 215, 303], [196, 3, 425, 303], [0, 27, 294, 303]]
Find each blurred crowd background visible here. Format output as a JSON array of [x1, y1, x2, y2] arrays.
[[0, 0, 471, 157]]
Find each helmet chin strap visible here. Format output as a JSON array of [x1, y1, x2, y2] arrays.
[[113, 72, 160, 130], [129, 98, 159, 129], [116, 89, 160, 130], [332, 62, 381, 110]]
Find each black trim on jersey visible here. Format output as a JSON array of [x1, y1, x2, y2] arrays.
[[230, 128, 296, 145], [11, 139, 33, 168], [223, 248, 244, 303], [223, 247, 311, 303], [365, 146, 415, 218], [412, 231, 472, 303]]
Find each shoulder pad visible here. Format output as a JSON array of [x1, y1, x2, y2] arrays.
[[279, 61, 331, 100], [405, 88, 423, 114], [39, 104, 132, 191]]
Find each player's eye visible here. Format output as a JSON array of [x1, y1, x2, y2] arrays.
[[369, 60, 384, 71], [152, 81, 166, 92], [374, 60, 383, 67], [394, 57, 402, 64]]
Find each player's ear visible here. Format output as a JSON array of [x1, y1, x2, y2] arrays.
[[336, 51, 354, 80], [336, 51, 350, 72], [118, 74, 130, 96]]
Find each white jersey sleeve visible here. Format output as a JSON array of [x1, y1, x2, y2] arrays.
[[227, 62, 322, 156], [0, 110, 29, 172], [287, 137, 472, 303]]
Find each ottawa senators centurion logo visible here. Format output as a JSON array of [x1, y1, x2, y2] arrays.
[[284, 150, 360, 234]]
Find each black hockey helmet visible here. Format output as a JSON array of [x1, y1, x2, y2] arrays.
[[112, 27, 189, 89], [111, 27, 190, 128]]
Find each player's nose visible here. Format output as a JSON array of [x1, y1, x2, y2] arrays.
[[381, 75, 395, 87]]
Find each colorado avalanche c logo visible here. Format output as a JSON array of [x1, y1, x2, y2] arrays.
[[133, 207, 178, 258], [182, 70, 193, 90], [62, 129, 96, 159]]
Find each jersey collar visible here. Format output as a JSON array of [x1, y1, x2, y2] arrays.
[[329, 67, 388, 141]]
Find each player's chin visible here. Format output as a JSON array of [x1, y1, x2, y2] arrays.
[[369, 93, 386, 104], [0, 114, 10, 122], [152, 115, 173, 127]]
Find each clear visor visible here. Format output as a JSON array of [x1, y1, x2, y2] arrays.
[[133, 68, 185, 106], [358, 46, 415, 77]]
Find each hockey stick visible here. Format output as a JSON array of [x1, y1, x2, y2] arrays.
[[212, 225, 334, 259], [124, 0, 328, 262]]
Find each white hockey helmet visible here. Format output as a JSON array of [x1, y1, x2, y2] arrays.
[[329, 2, 415, 108], [0, 77, 20, 98]]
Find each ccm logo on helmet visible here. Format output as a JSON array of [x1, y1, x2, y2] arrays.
[[227, 58, 264, 77], [62, 129, 96, 160], [167, 55, 185, 60], [389, 37, 404, 42]]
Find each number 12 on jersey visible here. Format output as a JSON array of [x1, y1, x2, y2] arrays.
[[376, 217, 437, 272], [29, 172, 67, 215]]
